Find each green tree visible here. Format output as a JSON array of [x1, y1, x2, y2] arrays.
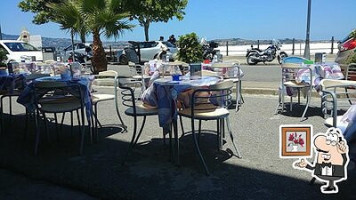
[[176, 32, 203, 63], [48, 0, 133, 73], [19, 0, 62, 24], [0, 48, 8, 67], [124, 0, 187, 41], [19, 0, 87, 42]]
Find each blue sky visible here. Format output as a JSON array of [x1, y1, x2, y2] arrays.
[[0, 0, 355, 41]]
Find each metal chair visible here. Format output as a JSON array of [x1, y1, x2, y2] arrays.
[[211, 62, 244, 111], [320, 79, 356, 128], [33, 80, 86, 155], [275, 63, 313, 121], [91, 70, 127, 140], [118, 77, 160, 163], [178, 80, 242, 175]]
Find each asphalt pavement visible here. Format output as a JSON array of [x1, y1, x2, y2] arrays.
[[2, 54, 356, 200]]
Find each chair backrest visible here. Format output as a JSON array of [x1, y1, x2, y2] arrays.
[[191, 80, 234, 111], [345, 63, 356, 81], [320, 79, 356, 125], [283, 56, 307, 64], [281, 63, 312, 84], [33, 80, 84, 108], [117, 78, 143, 108], [128, 62, 143, 75], [25, 73, 50, 81], [202, 69, 219, 77]]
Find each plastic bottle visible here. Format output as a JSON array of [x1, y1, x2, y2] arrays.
[[213, 54, 218, 63]]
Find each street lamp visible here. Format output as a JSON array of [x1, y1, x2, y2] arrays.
[[304, 0, 312, 59]]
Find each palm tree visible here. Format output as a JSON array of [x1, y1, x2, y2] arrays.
[[49, 0, 87, 63], [80, 0, 133, 73], [50, 0, 133, 73]]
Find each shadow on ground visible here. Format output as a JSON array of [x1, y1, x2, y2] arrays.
[[0, 114, 354, 200]]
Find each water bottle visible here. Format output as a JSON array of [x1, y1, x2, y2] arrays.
[[213, 55, 218, 63], [165, 54, 170, 63]]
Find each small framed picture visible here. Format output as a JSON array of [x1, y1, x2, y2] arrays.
[[280, 125, 312, 158]]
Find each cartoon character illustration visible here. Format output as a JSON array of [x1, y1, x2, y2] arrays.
[[294, 127, 349, 194]]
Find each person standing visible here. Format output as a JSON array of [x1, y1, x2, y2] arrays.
[[168, 34, 176, 46]]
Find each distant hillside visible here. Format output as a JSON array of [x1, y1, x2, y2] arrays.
[[1, 33, 334, 50], [211, 38, 333, 46]]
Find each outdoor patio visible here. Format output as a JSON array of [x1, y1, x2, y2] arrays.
[[0, 82, 355, 199]]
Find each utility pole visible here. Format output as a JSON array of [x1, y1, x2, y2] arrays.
[[0, 23, 2, 40], [304, 0, 312, 59]]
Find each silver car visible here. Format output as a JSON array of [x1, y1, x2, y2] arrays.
[[117, 41, 177, 64]]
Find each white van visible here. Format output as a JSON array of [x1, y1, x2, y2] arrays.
[[0, 40, 43, 62]]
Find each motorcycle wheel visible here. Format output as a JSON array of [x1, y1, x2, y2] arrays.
[[247, 53, 258, 65], [119, 54, 129, 65], [278, 52, 288, 64]]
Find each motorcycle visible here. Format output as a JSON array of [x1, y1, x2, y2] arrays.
[[246, 39, 288, 65], [201, 39, 222, 61]]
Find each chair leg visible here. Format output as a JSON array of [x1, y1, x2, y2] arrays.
[[9, 96, 12, 125], [0, 97, 3, 135], [60, 112, 65, 133], [133, 116, 147, 147], [0, 96, 5, 134], [179, 115, 185, 138], [76, 110, 82, 133], [42, 113, 50, 142], [235, 81, 243, 112], [225, 117, 242, 158], [24, 108, 29, 140], [70, 111, 74, 136], [300, 90, 311, 122], [122, 116, 138, 165], [34, 109, 41, 155], [54, 113, 59, 141], [172, 118, 179, 165], [216, 119, 220, 150], [79, 108, 86, 155], [192, 117, 209, 175], [198, 120, 202, 143], [345, 88, 353, 105], [281, 87, 285, 112], [168, 123, 172, 161], [114, 96, 127, 132]]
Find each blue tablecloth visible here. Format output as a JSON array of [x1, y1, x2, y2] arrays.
[[17, 76, 92, 120], [147, 76, 220, 131]]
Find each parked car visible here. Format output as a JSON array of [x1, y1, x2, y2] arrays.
[[63, 43, 92, 62], [116, 41, 178, 64], [0, 40, 43, 62], [335, 30, 356, 65]]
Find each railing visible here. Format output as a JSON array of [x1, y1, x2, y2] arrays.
[[219, 37, 338, 56]]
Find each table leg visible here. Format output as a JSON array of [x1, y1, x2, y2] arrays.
[[172, 118, 180, 166]]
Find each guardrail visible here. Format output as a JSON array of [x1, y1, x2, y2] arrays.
[[219, 37, 338, 56]]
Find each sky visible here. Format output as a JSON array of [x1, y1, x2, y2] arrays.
[[0, 0, 355, 42]]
